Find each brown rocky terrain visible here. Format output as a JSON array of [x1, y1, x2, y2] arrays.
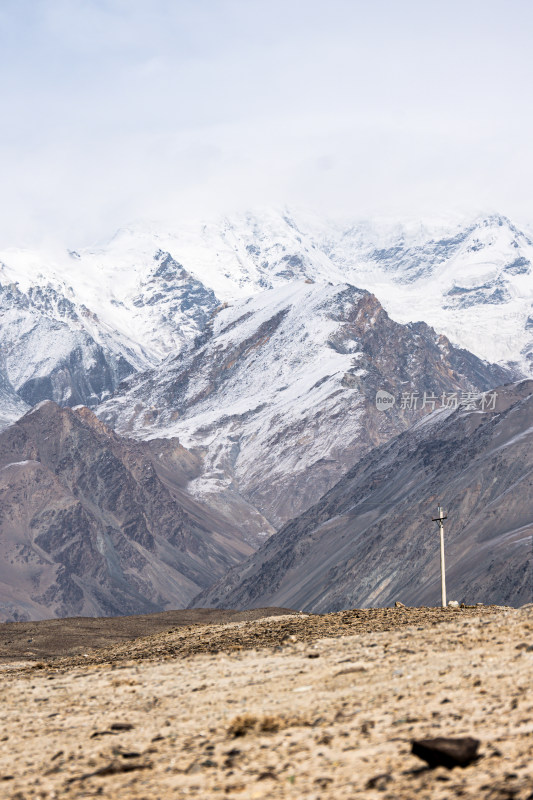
[[0, 401, 252, 621], [0, 604, 531, 799]]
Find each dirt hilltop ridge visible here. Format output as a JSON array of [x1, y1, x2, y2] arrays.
[[7, 603, 515, 669], [0, 604, 532, 799], [0, 606, 297, 664]]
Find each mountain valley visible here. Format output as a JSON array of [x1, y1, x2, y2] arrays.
[[0, 209, 531, 618]]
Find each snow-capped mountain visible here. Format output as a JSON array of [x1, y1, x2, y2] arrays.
[[95, 209, 533, 375], [0, 241, 219, 411], [317, 212, 533, 374], [99, 280, 510, 540], [0, 279, 137, 409], [179, 209, 533, 374], [0, 208, 530, 425]]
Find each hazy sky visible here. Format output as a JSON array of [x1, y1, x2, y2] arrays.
[[1, 0, 533, 246]]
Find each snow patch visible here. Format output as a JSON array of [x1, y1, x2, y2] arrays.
[[1, 460, 40, 471]]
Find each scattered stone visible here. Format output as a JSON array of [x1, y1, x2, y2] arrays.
[[314, 776, 333, 788], [411, 736, 480, 768], [114, 749, 141, 759], [334, 664, 367, 676], [89, 722, 134, 738], [395, 601, 406, 608], [448, 601, 460, 608], [67, 760, 152, 783], [365, 773, 393, 790], [257, 770, 277, 780], [361, 720, 375, 735]]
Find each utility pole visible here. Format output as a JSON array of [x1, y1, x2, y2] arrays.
[[432, 505, 448, 608]]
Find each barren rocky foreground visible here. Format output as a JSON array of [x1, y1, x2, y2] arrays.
[[0, 605, 532, 799]]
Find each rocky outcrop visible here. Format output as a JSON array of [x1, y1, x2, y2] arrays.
[[194, 380, 533, 611], [0, 402, 252, 621], [133, 250, 218, 333]]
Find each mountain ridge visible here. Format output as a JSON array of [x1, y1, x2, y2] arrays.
[[0, 209, 531, 427]]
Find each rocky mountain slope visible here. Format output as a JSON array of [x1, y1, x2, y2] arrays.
[[99, 280, 511, 538], [0, 246, 218, 412], [0, 401, 252, 622], [195, 380, 533, 611]]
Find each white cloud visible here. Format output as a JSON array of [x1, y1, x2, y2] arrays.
[[1, 0, 533, 246]]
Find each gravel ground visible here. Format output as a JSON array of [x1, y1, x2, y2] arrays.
[[0, 607, 297, 663], [0, 605, 531, 799]]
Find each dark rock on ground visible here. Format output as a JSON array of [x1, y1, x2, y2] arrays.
[[411, 736, 480, 769]]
